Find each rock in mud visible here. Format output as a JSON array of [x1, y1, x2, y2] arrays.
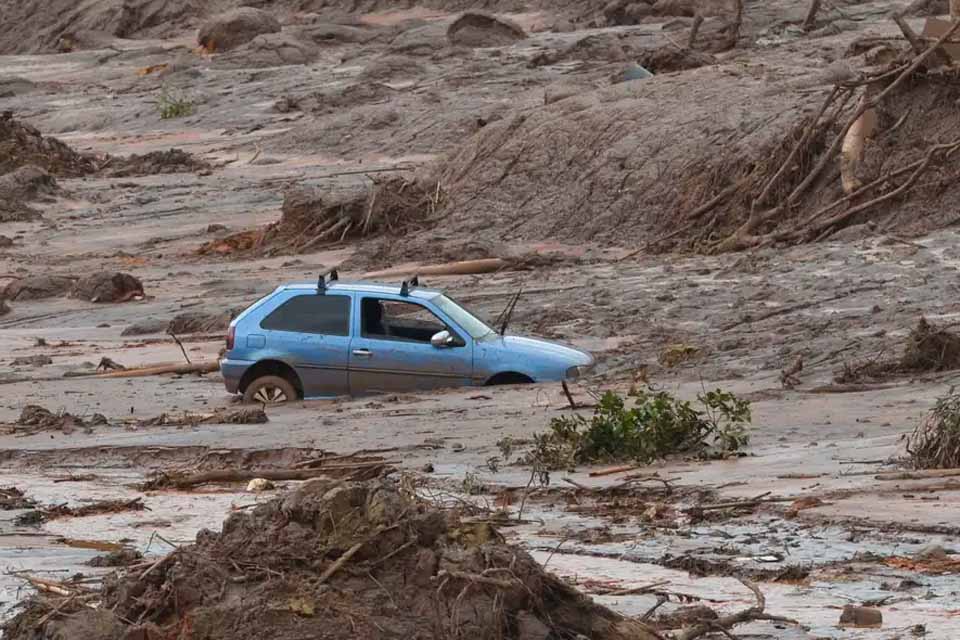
[[11, 354, 52, 367], [197, 8, 281, 53], [168, 308, 240, 334], [70, 272, 144, 303], [121, 318, 168, 336], [0, 299, 9, 316], [0, 235, 13, 247], [652, 0, 697, 16], [604, 1, 654, 25], [447, 12, 527, 47], [2, 275, 74, 301], [839, 605, 882, 628], [16, 405, 99, 435], [3, 480, 661, 640], [220, 32, 319, 67]]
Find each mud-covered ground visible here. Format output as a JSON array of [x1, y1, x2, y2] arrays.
[[2, 1, 960, 638]]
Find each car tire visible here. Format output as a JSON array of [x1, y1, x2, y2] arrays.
[[243, 375, 298, 405]]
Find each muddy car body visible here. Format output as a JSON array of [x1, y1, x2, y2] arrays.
[[221, 275, 594, 403]]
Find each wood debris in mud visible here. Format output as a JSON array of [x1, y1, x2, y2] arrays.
[[140, 458, 395, 490], [17, 497, 146, 525]]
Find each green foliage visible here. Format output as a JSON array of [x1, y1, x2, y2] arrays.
[[157, 87, 194, 120], [531, 387, 751, 470]]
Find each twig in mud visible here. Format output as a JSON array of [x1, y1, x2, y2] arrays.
[[720, 285, 884, 332], [168, 330, 191, 365], [34, 594, 77, 628], [688, 15, 704, 48], [541, 537, 569, 570], [561, 380, 578, 410], [642, 595, 668, 621], [318, 541, 363, 584]]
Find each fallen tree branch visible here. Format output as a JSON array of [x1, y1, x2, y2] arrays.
[[803, 0, 822, 31], [89, 361, 219, 379], [674, 579, 798, 640], [875, 468, 960, 481]]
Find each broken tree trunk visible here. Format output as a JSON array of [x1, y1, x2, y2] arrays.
[[839, 90, 877, 194], [953, 0, 960, 18]]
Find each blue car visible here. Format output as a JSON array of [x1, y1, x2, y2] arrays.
[[221, 272, 594, 403]]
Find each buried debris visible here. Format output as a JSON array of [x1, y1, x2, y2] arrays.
[[137, 407, 268, 428], [0, 486, 35, 510], [4, 479, 671, 640], [906, 388, 960, 470], [11, 405, 108, 435], [198, 176, 442, 257], [17, 497, 145, 525], [837, 317, 960, 382], [140, 457, 391, 490], [519, 387, 751, 471]]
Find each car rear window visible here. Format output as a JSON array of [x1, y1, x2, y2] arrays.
[[260, 294, 350, 336]]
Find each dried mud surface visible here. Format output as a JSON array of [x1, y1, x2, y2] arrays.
[[3, 1, 960, 639]]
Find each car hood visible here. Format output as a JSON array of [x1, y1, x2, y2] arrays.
[[486, 335, 594, 365]]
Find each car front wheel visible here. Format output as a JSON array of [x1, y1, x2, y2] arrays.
[[243, 375, 297, 405]]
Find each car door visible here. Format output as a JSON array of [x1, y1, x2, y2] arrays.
[[348, 295, 473, 393], [258, 291, 352, 397]]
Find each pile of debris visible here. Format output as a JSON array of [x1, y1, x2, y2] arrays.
[[198, 176, 441, 257], [836, 317, 960, 383], [436, 18, 960, 253], [10, 405, 108, 436], [906, 388, 960, 470], [102, 148, 211, 177], [4, 479, 666, 640]]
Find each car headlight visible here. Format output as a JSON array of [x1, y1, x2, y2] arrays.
[[566, 365, 592, 380]]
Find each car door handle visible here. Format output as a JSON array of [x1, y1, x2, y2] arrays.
[[352, 349, 372, 357]]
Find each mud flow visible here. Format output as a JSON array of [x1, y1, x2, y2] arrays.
[[3, 1, 960, 639]]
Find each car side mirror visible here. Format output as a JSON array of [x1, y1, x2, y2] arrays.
[[431, 330, 454, 348]]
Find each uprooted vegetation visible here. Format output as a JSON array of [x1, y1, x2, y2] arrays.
[[3, 479, 667, 640], [516, 387, 751, 471], [906, 389, 960, 470], [437, 27, 960, 253], [198, 175, 442, 257], [835, 317, 960, 383]]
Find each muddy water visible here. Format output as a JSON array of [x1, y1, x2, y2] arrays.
[[507, 500, 960, 639], [0, 471, 255, 621]]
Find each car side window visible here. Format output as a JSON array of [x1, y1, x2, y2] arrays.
[[260, 294, 350, 336], [361, 298, 448, 344]]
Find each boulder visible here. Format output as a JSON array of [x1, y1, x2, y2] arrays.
[[197, 8, 281, 53], [447, 12, 526, 47], [3, 275, 74, 301], [70, 272, 144, 303], [839, 605, 882, 628]]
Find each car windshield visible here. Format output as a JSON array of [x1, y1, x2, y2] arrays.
[[432, 295, 495, 340]]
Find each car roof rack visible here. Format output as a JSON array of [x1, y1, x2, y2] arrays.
[[399, 275, 421, 297], [317, 269, 339, 294]]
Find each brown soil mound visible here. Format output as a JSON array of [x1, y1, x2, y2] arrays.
[[437, 61, 960, 252], [0, 115, 96, 177], [168, 308, 242, 334], [104, 149, 211, 178], [0, 0, 204, 54], [2, 275, 75, 301], [447, 12, 526, 47], [70, 272, 145, 303], [198, 7, 281, 53], [216, 32, 319, 67], [3, 479, 658, 640]]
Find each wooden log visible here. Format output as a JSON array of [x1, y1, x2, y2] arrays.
[[155, 461, 395, 489], [588, 465, 640, 478], [89, 361, 219, 379], [875, 468, 960, 481], [363, 258, 509, 279]]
